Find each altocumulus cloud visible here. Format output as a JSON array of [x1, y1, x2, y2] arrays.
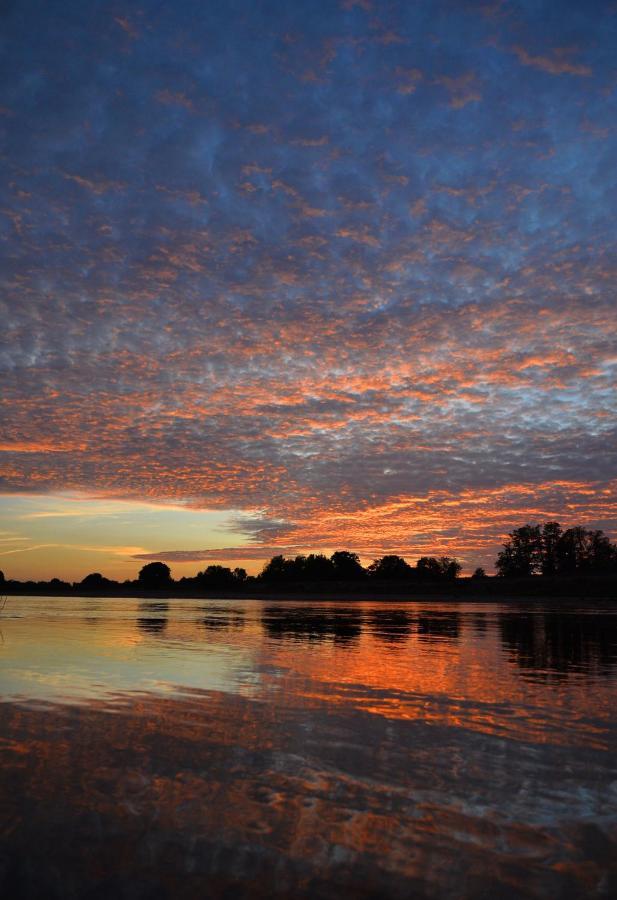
[[1, 0, 616, 571]]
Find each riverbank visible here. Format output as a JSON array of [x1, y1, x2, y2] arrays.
[[3, 574, 617, 601]]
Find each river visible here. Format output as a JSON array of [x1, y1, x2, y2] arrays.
[[0, 597, 616, 898]]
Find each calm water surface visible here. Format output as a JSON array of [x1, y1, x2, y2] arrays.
[[1, 597, 616, 898]]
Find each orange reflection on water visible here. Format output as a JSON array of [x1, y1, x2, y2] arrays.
[[1, 680, 615, 899], [260, 606, 616, 749], [1, 599, 616, 898]]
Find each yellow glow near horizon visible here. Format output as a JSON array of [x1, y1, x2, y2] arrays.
[[0, 493, 257, 582]]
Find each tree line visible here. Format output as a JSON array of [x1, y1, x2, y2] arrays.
[[112, 552, 463, 590], [496, 522, 617, 578], [259, 551, 462, 582], [0, 552, 463, 594], [0, 521, 615, 594]]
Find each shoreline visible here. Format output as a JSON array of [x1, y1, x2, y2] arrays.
[[4, 578, 617, 604]]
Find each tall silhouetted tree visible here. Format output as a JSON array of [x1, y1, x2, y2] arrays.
[[555, 526, 588, 574], [496, 525, 542, 577], [540, 521, 562, 575], [556, 527, 615, 574], [0, 570, 4, 584], [330, 551, 365, 579], [138, 561, 172, 589], [586, 530, 616, 573], [472, 567, 486, 579]]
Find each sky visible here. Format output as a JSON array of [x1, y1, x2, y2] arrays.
[[1, 0, 616, 581]]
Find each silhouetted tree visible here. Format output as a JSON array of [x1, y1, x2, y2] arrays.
[[556, 527, 615, 574], [472, 567, 487, 579], [260, 555, 297, 581], [79, 572, 111, 591], [138, 561, 172, 589], [585, 530, 616, 573], [496, 525, 542, 577], [442, 557, 462, 579], [193, 565, 248, 587], [497, 522, 616, 577], [0, 570, 4, 584], [541, 521, 562, 575], [302, 553, 335, 580], [415, 556, 442, 579], [416, 556, 461, 580], [330, 551, 365, 579], [367, 555, 412, 579], [49, 577, 71, 592], [260, 553, 336, 582], [196, 565, 233, 586], [559, 526, 589, 574]]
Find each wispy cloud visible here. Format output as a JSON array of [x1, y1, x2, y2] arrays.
[[513, 46, 592, 77]]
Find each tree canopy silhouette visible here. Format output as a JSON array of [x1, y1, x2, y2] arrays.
[[260, 553, 336, 582], [367, 555, 412, 579], [194, 565, 247, 586], [258, 550, 463, 583], [138, 561, 172, 589], [79, 572, 112, 591], [331, 551, 365, 579], [416, 556, 462, 580], [496, 523, 617, 577], [5, 523, 615, 597]]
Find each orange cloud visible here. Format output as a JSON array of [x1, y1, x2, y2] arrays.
[[513, 46, 592, 77]]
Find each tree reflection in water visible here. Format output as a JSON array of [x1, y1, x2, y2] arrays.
[[202, 607, 245, 631], [262, 607, 362, 643], [500, 610, 617, 677], [368, 609, 413, 643], [137, 602, 169, 635], [417, 611, 460, 642]]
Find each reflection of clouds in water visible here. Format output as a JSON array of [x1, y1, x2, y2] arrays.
[[2, 597, 617, 738], [0, 599, 616, 898], [1, 679, 615, 898], [0, 600, 256, 704]]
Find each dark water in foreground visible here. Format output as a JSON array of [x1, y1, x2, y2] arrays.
[[0, 598, 616, 899]]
